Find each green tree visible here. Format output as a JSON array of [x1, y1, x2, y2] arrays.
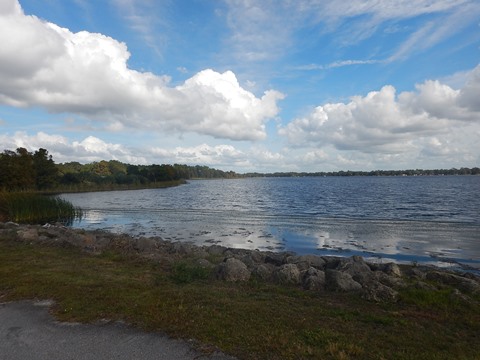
[[33, 148, 58, 190]]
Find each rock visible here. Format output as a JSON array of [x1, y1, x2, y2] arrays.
[[426, 271, 480, 294], [250, 250, 265, 264], [287, 255, 326, 271], [265, 253, 287, 266], [382, 263, 402, 277], [171, 242, 194, 255], [406, 267, 427, 280], [362, 281, 398, 302], [195, 258, 214, 269], [251, 264, 275, 282], [215, 258, 251, 282], [236, 254, 257, 269], [134, 237, 158, 252], [335, 256, 373, 282], [302, 267, 325, 291], [323, 257, 342, 269], [18, 227, 39, 241], [274, 264, 301, 285], [325, 270, 362, 292], [206, 244, 227, 256], [4, 221, 20, 228], [372, 271, 406, 289]]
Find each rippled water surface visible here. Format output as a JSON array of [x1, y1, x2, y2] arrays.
[[61, 176, 480, 270]]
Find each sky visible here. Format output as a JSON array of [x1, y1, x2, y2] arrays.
[[0, 0, 479, 172]]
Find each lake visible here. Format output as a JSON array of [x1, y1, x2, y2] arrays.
[[61, 176, 480, 271]]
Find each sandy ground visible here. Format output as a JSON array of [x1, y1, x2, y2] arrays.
[[0, 300, 237, 360]]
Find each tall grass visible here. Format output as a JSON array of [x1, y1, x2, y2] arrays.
[[0, 192, 82, 225]]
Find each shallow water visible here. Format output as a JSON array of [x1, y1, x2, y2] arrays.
[[61, 176, 480, 270]]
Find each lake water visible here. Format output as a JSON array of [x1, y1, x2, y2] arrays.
[[61, 176, 480, 271]]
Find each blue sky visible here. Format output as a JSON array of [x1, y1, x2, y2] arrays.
[[0, 0, 479, 172]]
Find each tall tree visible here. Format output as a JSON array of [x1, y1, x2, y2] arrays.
[[33, 148, 58, 190]]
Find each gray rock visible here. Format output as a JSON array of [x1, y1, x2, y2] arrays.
[[206, 244, 227, 256], [251, 264, 274, 282], [135, 237, 158, 252], [18, 227, 39, 241], [3, 221, 20, 228], [302, 267, 325, 291], [362, 281, 398, 302], [372, 271, 406, 289], [426, 271, 480, 294], [265, 253, 286, 266], [215, 258, 251, 282], [195, 258, 214, 269], [325, 270, 362, 292], [287, 255, 326, 271], [382, 263, 402, 277], [249, 250, 265, 264], [406, 267, 427, 280], [274, 264, 301, 285], [336, 256, 372, 277]]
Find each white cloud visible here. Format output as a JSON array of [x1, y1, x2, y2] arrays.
[[222, 0, 479, 66], [279, 64, 480, 161], [0, 0, 284, 141], [0, 131, 148, 164], [150, 143, 249, 167]]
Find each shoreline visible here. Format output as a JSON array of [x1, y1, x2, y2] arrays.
[[2, 221, 479, 303], [2, 221, 480, 358]]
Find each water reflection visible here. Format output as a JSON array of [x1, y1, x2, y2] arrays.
[[62, 177, 480, 271]]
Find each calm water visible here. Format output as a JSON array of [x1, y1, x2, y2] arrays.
[[61, 176, 480, 270]]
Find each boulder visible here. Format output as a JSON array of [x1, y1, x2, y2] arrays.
[[325, 270, 362, 292], [372, 271, 406, 289], [251, 264, 275, 282], [195, 258, 214, 269], [206, 244, 227, 256], [274, 264, 301, 285], [302, 267, 326, 291], [382, 263, 402, 277], [215, 258, 251, 282], [287, 255, 326, 271], [426, 271, 480, 294], [336, 256, 372, 277], [265, 253, 287, 266], [134, 237, 158, 252], [17, 227, 39, 241], [362, 281, 398, 302]]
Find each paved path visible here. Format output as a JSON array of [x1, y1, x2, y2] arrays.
[[0, 300, 236, 360]]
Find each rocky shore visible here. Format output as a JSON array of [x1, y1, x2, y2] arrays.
[[2, 222, 479, 303]]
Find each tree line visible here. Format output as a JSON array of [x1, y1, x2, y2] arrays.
[[1, 147, 478, 192], [0, 148, 238, 192], [244, 168, 480, 177]]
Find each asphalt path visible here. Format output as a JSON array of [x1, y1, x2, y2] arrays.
[[0, 300, 237, 360]]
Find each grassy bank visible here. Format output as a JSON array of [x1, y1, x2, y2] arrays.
[[0, 234, 479, 359], [53, 179, 186, 194], [0, 192, 82, 224]]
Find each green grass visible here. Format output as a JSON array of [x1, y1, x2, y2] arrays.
[[0, 192, 82, 225], [0, 237, 479, 359]]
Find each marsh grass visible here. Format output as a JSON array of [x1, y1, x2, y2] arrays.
[[0, 238, 479, 359], [0, 192, 82, 225]]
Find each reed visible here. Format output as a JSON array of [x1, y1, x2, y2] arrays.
[[0, 192, 82, 225]]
